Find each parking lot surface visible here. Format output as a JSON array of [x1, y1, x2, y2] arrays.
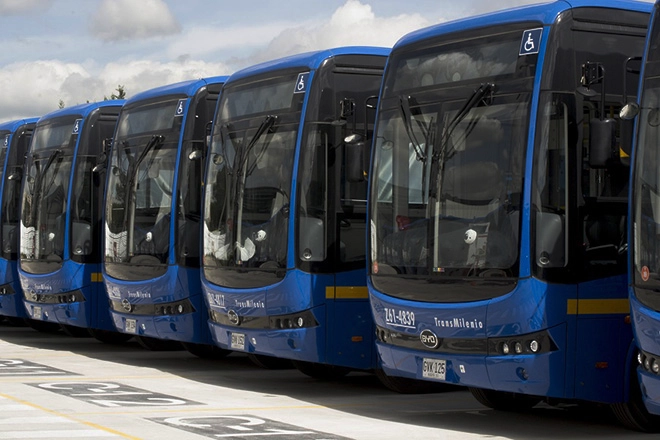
[[0, 321, 651, 439]]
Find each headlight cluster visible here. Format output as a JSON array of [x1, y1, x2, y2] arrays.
[[488, 330, 555, 356], [24, 290, 85, 304], [638, 350, 660, 375]]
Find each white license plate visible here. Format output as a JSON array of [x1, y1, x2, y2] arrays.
[[32, 306, 42, 320], [422, 358, 446, 380], [231, 332, 245, 350], [124, 319, 137, 334]]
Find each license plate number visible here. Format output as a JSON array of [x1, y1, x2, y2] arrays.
[[422, 358, 446, 380], [231, 332, 245, 350], [32, 306, 42, 320], [124, 319, 136, 334]]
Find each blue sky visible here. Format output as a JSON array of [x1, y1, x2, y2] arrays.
[[0, 0, 654, 120]]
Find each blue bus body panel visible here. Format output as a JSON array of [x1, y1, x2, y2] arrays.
[[631, 294, 660, 413], [107, 265, 209, 342], [0, 118, 39, 318], [203, 267, 374, 369], [20, 101, 124, 331], [372, 274, 630, 403], [103, 76, 228, 345]]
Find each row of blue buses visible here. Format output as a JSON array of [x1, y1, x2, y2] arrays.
[[1, 0, 660, 432]]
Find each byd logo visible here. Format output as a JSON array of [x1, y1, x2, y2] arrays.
[[420, 329, 439, 349]]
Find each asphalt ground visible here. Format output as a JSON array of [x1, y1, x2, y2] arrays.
[[0, 320, 651, 440]]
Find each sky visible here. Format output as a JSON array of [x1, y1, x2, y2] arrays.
[[0, 0, 654, 121]]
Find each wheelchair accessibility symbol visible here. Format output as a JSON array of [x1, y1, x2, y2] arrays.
[[519, 28, 542, 56], [294, 72, 310, 94], [175, 99, 186, 117], [72, 119, 82, 134]]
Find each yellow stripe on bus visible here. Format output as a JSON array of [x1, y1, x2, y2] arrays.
[[325, 286, 369, 299], [91, 272, 103, 282], [566, 299, 630, 315]]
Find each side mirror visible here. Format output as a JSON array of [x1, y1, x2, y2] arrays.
[[536, 212, 565, 268], [619, 102, 640, 120], [589, 118, 616, 168]]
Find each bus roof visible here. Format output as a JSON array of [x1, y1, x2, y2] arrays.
[[394, 0, 652, 51], [38, 99, 125, 123], [226, 46, 390, 84], [124, 76, 229, 105], [0, 117, 39, 132]]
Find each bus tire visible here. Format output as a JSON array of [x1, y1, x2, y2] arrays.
[[247, 354, 293, 369], [611, 364, 660, 432], [26, 319, 62, 333], [469, 387, 541, 411], [182, 342, 232, 359], [292, 360, 351, 380]]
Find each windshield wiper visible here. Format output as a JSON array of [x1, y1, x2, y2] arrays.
[[122, 135, 165, 258], [29, 149, 63, 224], [399, 96, 427, 162], [429, 83, 496, 201], [439, 83, 496, 160]]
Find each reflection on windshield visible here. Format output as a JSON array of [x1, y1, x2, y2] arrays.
[[634, 83, 660, 288], [105, 99, 182, 268], [372, 94, 528, 278], [203, 121, 296, 270]]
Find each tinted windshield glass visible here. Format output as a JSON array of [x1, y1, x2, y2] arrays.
[[633, 76, 660, 308], [370, 29, 534, 302], [2, 127, 32, 260], [20, 117, 78, 273], [105, 98, 182, 276], [204, 73, 302, 288]]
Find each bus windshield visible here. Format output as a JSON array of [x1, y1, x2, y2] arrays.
[[370, 30, 532, 300], [105, 98, 182, 275], [20, 117, 77, 273], [203, 73, 302, 287], [634, 76, 660, 303]]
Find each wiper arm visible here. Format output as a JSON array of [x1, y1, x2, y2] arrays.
[[429, 83, 495, 201], [29, 149, 63, 224], [399, 96, 426, 162], [440, 83, 496, 158]]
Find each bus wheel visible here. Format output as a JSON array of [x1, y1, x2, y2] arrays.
[[248, 354, 293, 369], [182, 342, 231, 359], [375, 369, 445, 394], [3, 317, 28, 326], [26, 319, 62, 333], [292, 360, 351, 380], [469, 387, 541, 411], [88, 328, 133, 344], [611, 364, 660, 432], [60, 324, 91, 338], [135, 335, 183, 351]]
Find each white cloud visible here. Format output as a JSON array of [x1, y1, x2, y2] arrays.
[[0, 59, 231, 122], [90, 0, 182, 42], [242, 0, 434, 66], [0, 0, 52, 15]]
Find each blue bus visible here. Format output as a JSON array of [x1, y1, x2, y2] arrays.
[[625, 0, 660, 431], [103, 77, 230, 357], [19, 101, 127, 342], [201, 47, 390, 377], [0, 118, 38, 323], [366, 0, 658, 430]]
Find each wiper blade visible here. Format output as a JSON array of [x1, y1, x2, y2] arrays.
[[399, 96, 426, 162], [441, 83, 496, 156], [29, 149, 63, 223]]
